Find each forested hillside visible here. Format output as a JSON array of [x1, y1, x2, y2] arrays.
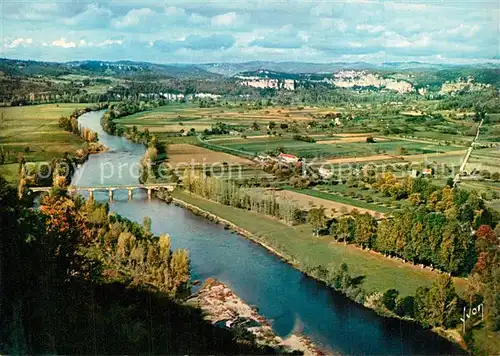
[[0, 176, 282, 354]]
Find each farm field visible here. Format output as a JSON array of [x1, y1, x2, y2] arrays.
[[0, 103, 90, 181], [459, 180, 500, 192], [410, 130, 474, 144], [487, 199, 500, 213], [382, 135, 468, 147], [215, 136, 460, 159], [172, 190, 466, 297], [465, 147, 500, 173], [316, 136, 389, 144], [136, 124, 212, 133], [0, 163, 19, 183], [403, 152, 464, 167], [320, 149, 466, 165], [308, 185, 398, 212], [167, 143, 254, 166], [116, 103, 343, 129], [276, 187, 389, 215]]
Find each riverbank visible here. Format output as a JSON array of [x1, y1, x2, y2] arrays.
[[170, 191, 464, 296], [170, 195, 299, 267], [169, 190, 468, 352], [187, 279, 322, 355]]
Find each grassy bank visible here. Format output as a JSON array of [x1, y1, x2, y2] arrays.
[[0, 103, 92, 182], [172, 190, 466, 297]]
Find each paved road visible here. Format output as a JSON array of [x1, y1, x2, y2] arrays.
[[455, 118, 484, 183]]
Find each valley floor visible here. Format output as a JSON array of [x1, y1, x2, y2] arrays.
[[171, 190, 467, 297]]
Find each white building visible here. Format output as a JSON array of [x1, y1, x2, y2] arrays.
[[318, 167, 333, 179], [278, 153, 299, 164]]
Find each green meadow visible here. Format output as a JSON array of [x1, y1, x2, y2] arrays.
[[0, 104, 90, 181], [172, 190, 466, 297]]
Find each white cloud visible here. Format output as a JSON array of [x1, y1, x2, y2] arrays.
[[298, 31, 309, 43], [164, 6, 185, 17], [189, 13, 209, 25], [4, 38, 33, 48], [382, 32, 430, 49], [52, 37, 77, 48], [112, 8, 154, 28], [96, 39, 123, 47], [318, 18, 348, 32], [5, 2, 63, 21], [1, 1, 496, 63], [310, 3, 335, 17], [75, 39, 124, 47], [211, 12, 238, 27], [356, 24, 385, 33], [445, 24, 481, 38], [63, 3, 112, 27], [384, 2, 428, 12], [348, 41, 364, 48]]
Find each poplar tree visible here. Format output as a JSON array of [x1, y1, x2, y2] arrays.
[[308, 205, 328, 237], [354, 213, 376, 248]]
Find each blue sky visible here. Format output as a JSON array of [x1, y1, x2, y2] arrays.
[[1, 0, 499, 64]]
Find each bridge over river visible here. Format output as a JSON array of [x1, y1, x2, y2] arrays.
[[29, 183, 177, 200]]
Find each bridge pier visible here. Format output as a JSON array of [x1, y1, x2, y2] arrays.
[[30, 184, 177, 200]]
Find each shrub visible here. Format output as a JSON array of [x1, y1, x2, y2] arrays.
[[293, 134, 316, 143], [365, 292, 383, 310], [395, 296, 415, 318], [382, 289, 399, 311]]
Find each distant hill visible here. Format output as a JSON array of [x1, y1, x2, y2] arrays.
[[1, 58, 498, 88], [199, 61, 379, 76], [199, 60, 500, 76], [235, 69, 305, 80], [0, 58, 219, 79]]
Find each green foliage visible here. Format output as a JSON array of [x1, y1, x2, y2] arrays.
[[353, 212, 377, 248], [308, 205, 328, 236], [142, 216, 152, 232], [382, 289, 399, 311], [395, 296, 415, 318], [334, 174, 498, 276], [183, 170, 302, 225], [414, 275, 458, 328], [0, 176, 279, 354], [293, 134, 316, 143], [330, 215, 354, 244]]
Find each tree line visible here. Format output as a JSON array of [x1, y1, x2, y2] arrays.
[[183, 170, 303, 225], [101, 101, 168, 183], [304, 214, 498, 345], [183, 169, 497, 277], [327, 181, 496, 276], [58, 105, 107, 142]]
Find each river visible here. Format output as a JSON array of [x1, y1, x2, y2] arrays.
[[73, 110, 464, 355]]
